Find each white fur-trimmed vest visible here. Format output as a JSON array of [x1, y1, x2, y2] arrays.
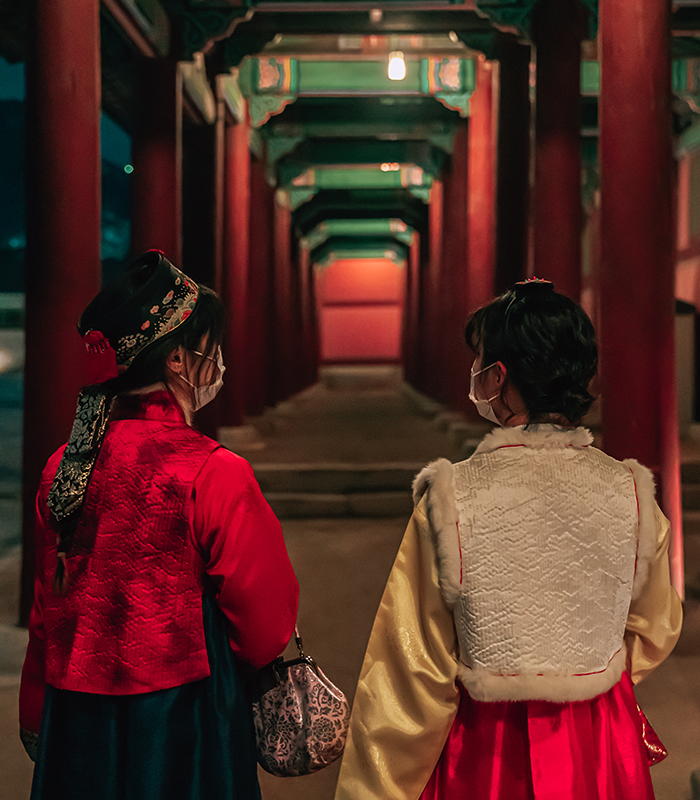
[[413, 425, 658, 703]]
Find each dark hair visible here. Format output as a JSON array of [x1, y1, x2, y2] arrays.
[[51, 281, 224, 595], [464, 281, 598, 425]]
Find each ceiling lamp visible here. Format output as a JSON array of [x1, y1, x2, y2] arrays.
[[387, 51, 406, 81]]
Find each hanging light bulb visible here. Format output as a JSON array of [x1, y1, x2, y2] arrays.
[[387, 51, 406, 81]]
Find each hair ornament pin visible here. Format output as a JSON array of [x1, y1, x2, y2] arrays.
[[515, 277, 553, 285]]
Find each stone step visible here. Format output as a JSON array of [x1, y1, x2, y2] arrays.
[[683, 483, 700, 511], [682, 460, 700, 484], [252, 462, 423, 496], [264, 490, 413, 519], [684, 510, 700, 535]]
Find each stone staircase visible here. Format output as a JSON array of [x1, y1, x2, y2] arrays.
[[238, 366, 470, 520], [254, 462, 419, 518]]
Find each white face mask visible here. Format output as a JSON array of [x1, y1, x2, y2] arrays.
[[179, 347, 226, 411], [469, 362, 500, 425]]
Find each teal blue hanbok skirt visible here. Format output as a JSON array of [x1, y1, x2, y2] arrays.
[[30, 595, 261, 800]]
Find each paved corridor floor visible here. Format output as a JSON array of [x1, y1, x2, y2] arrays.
[[1, 367, 698, 799]]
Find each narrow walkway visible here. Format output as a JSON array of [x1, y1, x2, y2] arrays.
[[237, 365, 468, 465], [0, 366, 699, 799], [232, 365, 477, 519]]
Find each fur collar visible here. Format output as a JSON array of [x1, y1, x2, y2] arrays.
[[473, 424, 593, 456]]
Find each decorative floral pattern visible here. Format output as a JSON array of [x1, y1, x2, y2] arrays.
[[47, 390, 112, 521], [114, 269, 199, 368], [253, 657, 349, 777]]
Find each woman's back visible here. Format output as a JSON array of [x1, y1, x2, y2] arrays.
[[418, 423, 654, 704]]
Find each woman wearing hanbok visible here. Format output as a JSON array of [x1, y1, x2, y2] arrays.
[[335, 279, 682, 800], [20, 250, 299, 799]]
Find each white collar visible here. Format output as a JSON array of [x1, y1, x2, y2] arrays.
[[472, 424, 593, 456]]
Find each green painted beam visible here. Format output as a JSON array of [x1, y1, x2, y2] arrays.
[[314, 249, 406, 269], [275, 139, 446, 182], [289, 166, 432, 191], [268, 119, 457, 143], [305, 218, 414, 250], [288, 187, 318, 210], [312, 235, 409, 269], [239, 56, 475, 97], [311, 234, 409, 262], [300, 59, 423, 93], [293, 188, 428, 236], [580, 61, 600, 95]]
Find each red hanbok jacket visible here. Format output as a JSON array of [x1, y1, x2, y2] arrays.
[[20, 391, 299, 734]]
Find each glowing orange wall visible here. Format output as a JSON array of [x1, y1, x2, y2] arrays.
[[316, 258, 404, 363]]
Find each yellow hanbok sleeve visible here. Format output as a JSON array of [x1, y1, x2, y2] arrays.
[[334, 498, 460, 800], [625, 503, 683, 684]]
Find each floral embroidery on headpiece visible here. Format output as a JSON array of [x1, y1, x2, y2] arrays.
[[114, 257, 199, 368]]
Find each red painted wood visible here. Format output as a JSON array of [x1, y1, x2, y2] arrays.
[[494, 39, 531, 292], [317, 258, 404, 364], [416, 180, 445, 397], [288, 232, 305, 394], [440, 123, 472, 412], [246, 155, 275, 417], [298, 245, 318, 389], [322, 306, 402, 363], [402, 231, 421, 385], [531, 0, 586, 300], [273, 198, 295, 401], [467, 58, 496, 313], [130, 58, 182, 262], [319, 258, 403, 304], [599, 0, 683, 595], [22, 0, 102, 624], [220, 113, 251, 426]]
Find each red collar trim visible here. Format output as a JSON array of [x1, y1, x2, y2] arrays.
[[110, 390, 185, 425]]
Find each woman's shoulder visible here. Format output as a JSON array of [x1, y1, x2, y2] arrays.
[[412, 457, 454, 506], [197, 445, 257, 489]]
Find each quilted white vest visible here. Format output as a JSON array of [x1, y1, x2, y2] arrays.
[[414, 425, 658, 703]]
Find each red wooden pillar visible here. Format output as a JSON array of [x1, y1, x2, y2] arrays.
[[531, 0, 586, 299], [402, 230, 421, 385], [418, 179, 444, 398], [246, 155, 274, 417], [22, 0, 102, 623], [131, 57, 182, 261], [273, 193, 295, 402], [494, 39, 531, 293], [441, 123, 471, 412], [220, 108, 251, 426], [599, 0, 683, 596], [289, 238, 304, 394], [298, 242, 317, 390], [467, 56, 497, 312]]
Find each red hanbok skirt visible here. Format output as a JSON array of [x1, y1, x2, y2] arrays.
[[420, 672, 662, 800]]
